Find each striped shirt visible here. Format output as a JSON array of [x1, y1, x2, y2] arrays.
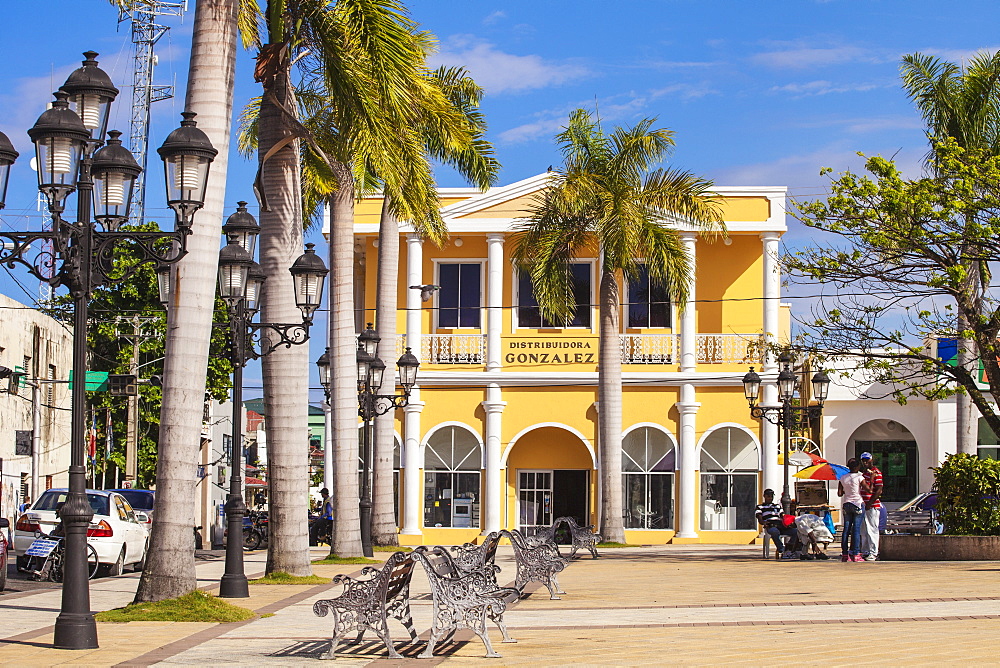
[[755, 502, 782, 525], [861, 466, 883, 509]]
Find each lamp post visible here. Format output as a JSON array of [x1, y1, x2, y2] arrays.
[[0, 52, 215, 650], [742, 351, 831, 514], [318, 326, 418, 557], [196, 210, 328, 598]]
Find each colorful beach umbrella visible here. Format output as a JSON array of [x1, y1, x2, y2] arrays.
[[793, 462, 850, 480]]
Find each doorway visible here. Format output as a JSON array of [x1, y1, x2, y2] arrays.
[[517, 469, 589, 541]]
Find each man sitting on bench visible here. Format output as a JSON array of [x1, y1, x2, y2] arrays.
[[755, 489, 788, 560]]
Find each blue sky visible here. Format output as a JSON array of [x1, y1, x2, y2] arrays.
[[0, 0, 998, 398]]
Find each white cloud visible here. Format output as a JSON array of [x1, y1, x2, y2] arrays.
[[498, 85, 718, 145], [649, 82, 719, 100], [915, 45, 1000, 64], [482, 10, 505, 26], [430, 36, 590, 94], [793, 115, 924, 134], [769, 80, 884, 96], [753, 45, 877, 69]]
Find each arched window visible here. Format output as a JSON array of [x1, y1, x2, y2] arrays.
[[622, 427, 674, 529], [700, 427, 758, 530], [424, 426, 481, 528]]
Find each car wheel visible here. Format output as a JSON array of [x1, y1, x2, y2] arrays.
[[107, 546, 126, 577]]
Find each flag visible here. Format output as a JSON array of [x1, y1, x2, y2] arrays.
[[106, 408, 113, 459], [86, 413, 97, 459]]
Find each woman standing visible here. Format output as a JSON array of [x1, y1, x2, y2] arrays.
[[838, 458, 868, 562]]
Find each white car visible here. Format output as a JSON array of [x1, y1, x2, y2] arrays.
[[14, 488, 149, 576]]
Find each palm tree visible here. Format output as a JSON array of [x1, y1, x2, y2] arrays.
[[134, 0, 243, 602], [901, 51, 1000, 455], [511, 109, 723, 542], [370, 66, 499, 546], [245, 0, 464, 560]]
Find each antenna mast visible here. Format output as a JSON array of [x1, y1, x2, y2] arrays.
[[119, 0, 186, 228]]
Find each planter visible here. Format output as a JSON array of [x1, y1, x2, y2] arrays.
[[880, 534, 1000, 561]]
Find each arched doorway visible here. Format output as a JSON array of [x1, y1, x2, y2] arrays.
[[699, 426, 758, 530], [849, 419, 917, 503], [506, 425, 594, 535]]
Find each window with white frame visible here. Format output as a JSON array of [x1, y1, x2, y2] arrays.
[[699, 427, 758, 531], [627, 264, 672, 328], [437, 263, 482, 329], [517, 262, 592, 328], [622, 427, 675, 529], [423, 426, 481, 528]]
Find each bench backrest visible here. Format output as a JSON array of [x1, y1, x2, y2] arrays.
[[383, 550, 417, 601]]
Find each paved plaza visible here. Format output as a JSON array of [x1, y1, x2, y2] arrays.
[[1, 545, 999, 666]]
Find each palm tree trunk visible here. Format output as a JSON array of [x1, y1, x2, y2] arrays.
[[329, 162, 363, 557], [258, 60, 312, 575], [135, 0, 238, 602], [373, 197, 400, 546], [597, 264, 625, 543]]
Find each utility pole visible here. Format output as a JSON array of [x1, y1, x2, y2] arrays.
[[114, 316, 159, 484]]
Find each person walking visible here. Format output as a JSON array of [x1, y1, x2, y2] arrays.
[[859, 452, 884, 561], [755, 489, 786, 560], [837, 458, 868, 562]]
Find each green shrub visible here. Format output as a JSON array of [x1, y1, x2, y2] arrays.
[[932, 453, 1000, 535]]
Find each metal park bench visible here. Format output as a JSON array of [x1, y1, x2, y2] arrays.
[[501, 529, 568, 600], [525, 517, 601, 560], [559, 516, 601, 559], [312, 550, 418, 660], [885, 509, 939, 535], [411, 545, 521, 658], [449, 531, 503, 584]]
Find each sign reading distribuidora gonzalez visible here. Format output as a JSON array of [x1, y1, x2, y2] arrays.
[[502, 336, 599, 368]]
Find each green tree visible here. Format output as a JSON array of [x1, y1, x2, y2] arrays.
[[370, 65, 499, 546], [247, 0, 466, 564], [47, 224, 234, 489], [786, 139, 1000, 440], [933, 453, 1000, 535], [511, 109, 723, 542], [901, 51, 1000, 454]]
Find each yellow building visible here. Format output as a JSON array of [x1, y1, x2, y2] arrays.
[[347, 173, 789, 545]]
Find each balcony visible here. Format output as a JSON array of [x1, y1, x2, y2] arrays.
[[391, 333, 760, 365]]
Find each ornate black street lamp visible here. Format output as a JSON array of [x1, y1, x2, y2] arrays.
[[743, 351, 831, 514], [0, 52, 215, 650], [344, 324, 418, 557], [202, 211, 328, 598]]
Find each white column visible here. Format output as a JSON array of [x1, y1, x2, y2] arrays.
[[406, 234, 424, 361], [322, 399, 333, 493], [486, 234, 505, 372], [675, 232, 699, 538], [482, 383, 506, 534], [401, 391, 424, 535], [680, 233, 698, 372], [676, 387, 700, 539], [760, 232, 782, 494]]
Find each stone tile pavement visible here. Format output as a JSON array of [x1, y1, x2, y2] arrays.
[[2, 544, 1000, 666]]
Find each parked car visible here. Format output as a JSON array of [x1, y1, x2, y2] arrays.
[[14, 489, 149, 576], [107, 489, 154, 527], [0, 517, 8, 592]]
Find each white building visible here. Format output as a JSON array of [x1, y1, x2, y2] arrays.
[[0, 292, 73, 525]]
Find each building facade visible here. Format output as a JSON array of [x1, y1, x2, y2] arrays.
[[0, 292, 73, 526], [344, 174, 791, 545]]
